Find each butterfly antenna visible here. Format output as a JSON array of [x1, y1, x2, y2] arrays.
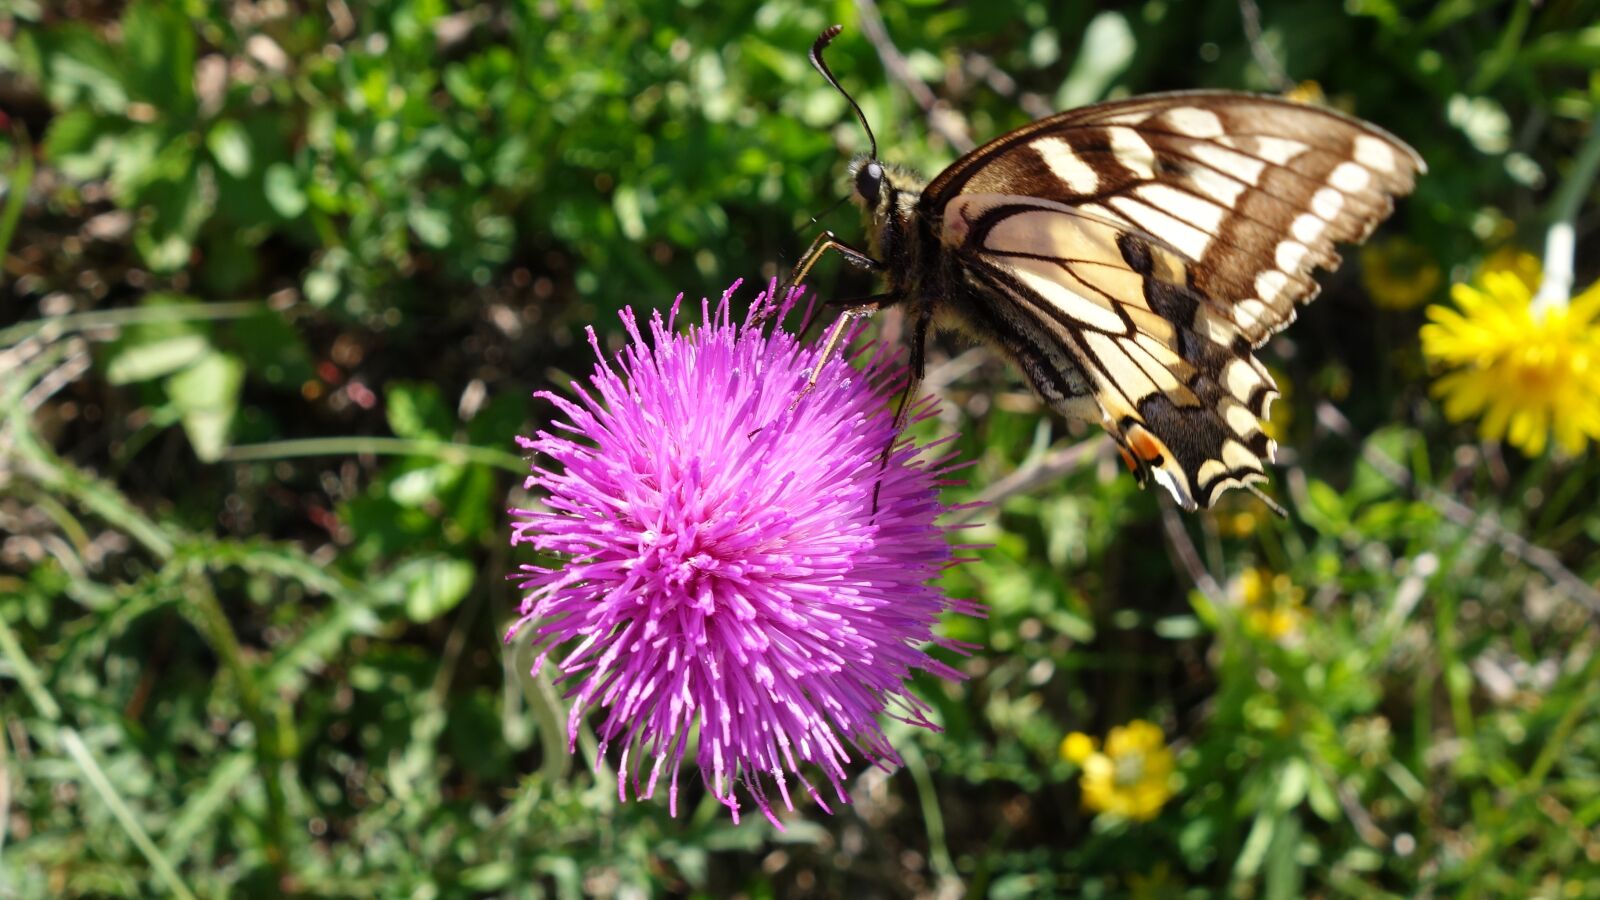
[[811, 25, 878, 160], [1246, 483, 1288, 519], [794, 194, 851, 236]]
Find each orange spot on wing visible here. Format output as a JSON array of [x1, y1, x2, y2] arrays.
[[1118, 445, 1138, 472], [1129, 427, 1165, 462]]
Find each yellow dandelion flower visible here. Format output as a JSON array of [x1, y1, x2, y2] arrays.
[[1420, 270, 1600, 456], [1361, 237, 1442, 310], [1075, 720, 1175, 821], [1478, 246, 1542, 293]]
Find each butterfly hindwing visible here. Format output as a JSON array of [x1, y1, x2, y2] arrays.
[[944, 196, 1277, 507], [920, 92, 1422, 508]]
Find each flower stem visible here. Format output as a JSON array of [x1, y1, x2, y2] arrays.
[[182, 572, 295, 880], [1533, 114, 1600, 313]]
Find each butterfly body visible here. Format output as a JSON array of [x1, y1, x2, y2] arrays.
[[801, 31, 1423, 511]]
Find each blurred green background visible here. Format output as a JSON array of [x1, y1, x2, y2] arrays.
[[4, 0, 1600, 896]]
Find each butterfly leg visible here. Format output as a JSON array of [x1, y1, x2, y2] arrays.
[[871, 306, 932, 514], [890, 305, 931, 433], [786, 293, 893, 413], [753, 232, 882, 328], [790, 230, 884, 288]]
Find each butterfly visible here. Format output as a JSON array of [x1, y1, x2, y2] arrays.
[[792, 25, 1424, 512]]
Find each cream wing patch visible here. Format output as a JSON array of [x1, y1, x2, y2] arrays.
[[1108, 127, 1157, 179], [1032, 136, 1101, 194], [1163, 106, 1225, 138]]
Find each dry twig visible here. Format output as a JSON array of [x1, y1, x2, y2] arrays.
[[950, 436, 1107, 525], [963, 52, 1054, 120], [1238, 0, 1293, 92], [852, 0, 976, 153], [1315, 402, 1600, 616], [1157, 496, 1226, 604]]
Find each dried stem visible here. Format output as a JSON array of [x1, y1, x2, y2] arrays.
[[1158, 496, 1226, 604], [963, 52, 1054, 120], [1238, 0, 1292, 92], [951, 436, 1107, 525], [852, 0, 975, 153], [1316, 402, 1600, 615]]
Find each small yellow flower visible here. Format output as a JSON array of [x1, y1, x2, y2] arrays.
[[1361, 237, 1442, 310], [1072, 720, 1175, 821], [1234, 567, 1307, 640], [1060, 731, 1097, 765], [1421, 267, 1600, 456], [1284, 81, 1325, 106], [1216, 507, 1261, 539]]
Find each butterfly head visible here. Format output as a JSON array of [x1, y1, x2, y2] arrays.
[[846, 155, 922, 225], [853, 158, 885, 208]]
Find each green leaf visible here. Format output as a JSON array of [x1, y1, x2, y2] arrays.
[[228, 309, 314, 388], [1275, 758, 1309, 811], [1234, 810, 1278, 880], [40, 24, 128, 112], [1300, 479, 1349, 534], [1520, 25, 1600, 68], [263, 163, 307, 218], [407, 205, 452, 248], [136, 160, 213, 273], [0, 135, 33, 266], [1056, 11, 1135, 108], [160, 752, 253, 862], [459, 861, 513, 892], [165, 351, 245, 462], [41, 107, 122, 181], [403, 558, 474, 622], [106, 127, 167, 203], [1263, 810, 1304, 900], [206, 120, 253, 179], [612, 183, 646, 241], [1154, 614, 1202, 639], [303, 269, 340, 306], [390, 464, 455, 507], [106, 333, 211, 384], [386, 382, 452, 440], [121, 0, 196, 111], [1306, 767, 1341, 822]]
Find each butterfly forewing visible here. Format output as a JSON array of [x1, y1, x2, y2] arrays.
[[913, 92, 1423, 509]]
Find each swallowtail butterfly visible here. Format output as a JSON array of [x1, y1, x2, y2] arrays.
[[794, 26, 1424, 511]]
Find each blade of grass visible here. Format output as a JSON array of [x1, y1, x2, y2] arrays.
[[0, 614, 196, 899], [60, 730, 200, 900], [222, 436, 527, 475], [0, 300, 264, 347], [0, 131, 32, 268]]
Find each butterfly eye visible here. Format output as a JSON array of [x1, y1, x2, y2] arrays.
[[855, 161, 884, 206]]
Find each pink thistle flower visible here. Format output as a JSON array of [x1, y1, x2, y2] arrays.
[[507, 279, 975, 826]]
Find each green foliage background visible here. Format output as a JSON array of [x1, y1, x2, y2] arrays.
[[3, 0, 1599, 896]]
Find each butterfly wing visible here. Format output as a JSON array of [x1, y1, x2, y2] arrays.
[[924, 92, 1423, 509]]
